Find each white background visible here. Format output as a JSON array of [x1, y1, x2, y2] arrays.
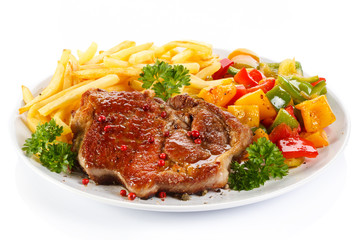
[[1, 0, 359, 239]]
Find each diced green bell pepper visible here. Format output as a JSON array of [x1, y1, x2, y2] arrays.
[[289, 79, 313, 96], [295, 61, 303, 76], [290, 75, 319, 83], [227, 66, 240, 76], [293, 107, 304, 130], [266, 85, 292, 111], [277, 75, 307, 104], [269, 108, 299, 132], [310, 80, 327, 98]]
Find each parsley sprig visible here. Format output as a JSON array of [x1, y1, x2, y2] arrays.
[[229, 137, 289, 191], [139, 60, 191, 101], [22, 119, 76, 174]]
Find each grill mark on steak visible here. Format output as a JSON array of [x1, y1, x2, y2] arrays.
[[71, 89, 252, 198]]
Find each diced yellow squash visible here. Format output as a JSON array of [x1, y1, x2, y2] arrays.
[[253, 128, 269, 142], [278, 58, 297, 76], [198, 82, 236, 107], [234, 89, 277, 120], [284, 157, 305, 168], [300, 129, 329, 148], [228, 105, 260, 128], [295, 95, 336, 133]]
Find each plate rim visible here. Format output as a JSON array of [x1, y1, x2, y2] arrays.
[[11, 58, 351, 212]]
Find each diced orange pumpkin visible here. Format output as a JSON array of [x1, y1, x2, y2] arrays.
[[198, 82, 237, 107], [284, 157, 305, 168], [300, 129, 329, 148], [295, 95, 336, 133], [228, 105, 260, 128], [253, 128, 269, 142], [234, 89, 277, 120]]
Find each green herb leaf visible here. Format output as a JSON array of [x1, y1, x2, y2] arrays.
[[22, 119, 76, 174], [139, 60, 191, 101], [228, 137, 289, 191]]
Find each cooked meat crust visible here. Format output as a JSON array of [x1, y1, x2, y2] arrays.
[[71, 89, 252, 198]]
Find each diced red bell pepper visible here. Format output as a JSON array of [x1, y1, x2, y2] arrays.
[[269, 123, 299, 144], [311, 77, 326, 86], [284, 105, 302, 132], [247, 78, 275, 93], [277, 137, 319, 158], [248, 69, 265, 82], [234, 68, 258, 88], [212, 58, 234, 80], [226, 84, 247, 106], [284, 105, 296, 118]]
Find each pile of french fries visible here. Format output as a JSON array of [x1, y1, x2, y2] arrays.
[[19, 40, 224, 143]]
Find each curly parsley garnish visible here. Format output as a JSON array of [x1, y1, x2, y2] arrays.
[[229, 137, 289, 191], [22, 119, 76, 173], [139, 60, 191, 101]]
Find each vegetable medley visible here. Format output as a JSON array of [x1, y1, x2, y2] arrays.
[[198, 48, 336, 169]]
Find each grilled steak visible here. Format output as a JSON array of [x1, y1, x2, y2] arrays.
[[71, 89, 252, 198]]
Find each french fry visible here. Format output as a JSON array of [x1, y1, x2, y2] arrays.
[[195, 58, 215, 69], [56, 133, 73, 144], [38, 74, 121, 116], [181, 86, 201, 98], [189, 74, 233, 89], [128, 50, 155, 64], [62, 63, 72, 90], [26, 114, 40, 133], [110, 42, 153, 61], [155, 40, 212, 58], [195, 61, 221, 79], [132, 62, 199, 74], [59, 49, 71, 68], [21, 85, 34, 104], [69, 100, 81, 114], [170, 49, 180, 58], [61, 106, 73, 125], [79, 63, 106, 70], [103, 57, 129, 68], [171, 49, 195, 63], [173, 63, 200, 74], [189, 54, 219, 68], [53, 106, 72, 126], [132, 64, 147, 69], [72, 77, 81, 85], [78, 42, 98, 65], [72, 67, 141, 80], [26, 105, 50, 132], [105, 84, 133, 92], [53, 110, 72, 135], [129, 79, 145, 91], [19, 62, 65, 114], [159, 51, 172, 62], [28, 81, 91, 114], [69, 53, 80, 71], [86, 40, 136, 64]]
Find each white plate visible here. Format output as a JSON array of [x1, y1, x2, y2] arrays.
[[12, 50, 350, 212]]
